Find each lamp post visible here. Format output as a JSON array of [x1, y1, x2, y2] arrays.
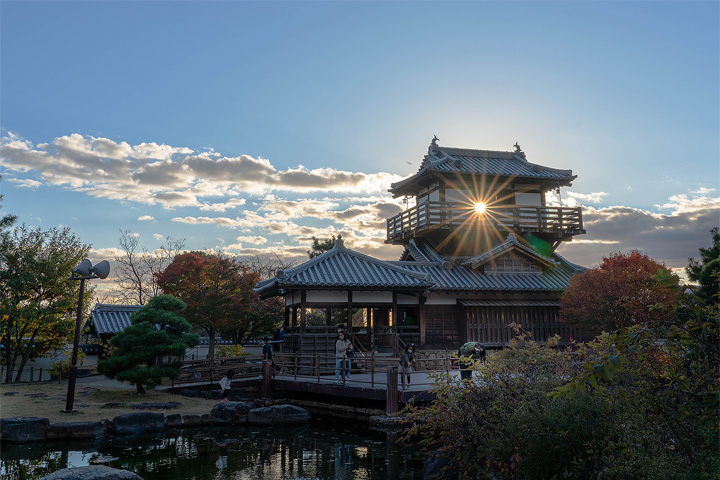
[[63, 259, 110, 413]]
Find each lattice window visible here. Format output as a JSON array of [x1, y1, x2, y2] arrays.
[[485, 252, 541, 273]]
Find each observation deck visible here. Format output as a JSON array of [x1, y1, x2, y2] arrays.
[[386, 202, 585, 244]]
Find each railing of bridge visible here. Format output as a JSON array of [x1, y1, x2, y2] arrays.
[[171, 356, 265, 387], [271, 350, 461, 391]]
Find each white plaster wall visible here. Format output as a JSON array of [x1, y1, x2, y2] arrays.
[[515, 192, 542, 206], [352, 291, 392, 303], [397, 293, 419, 305], [306, 291, 349, 303]]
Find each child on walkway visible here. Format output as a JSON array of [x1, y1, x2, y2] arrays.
[[219, 369, 235, 402]]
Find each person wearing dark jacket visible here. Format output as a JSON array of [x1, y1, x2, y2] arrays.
[[457, 342, 485, 380], [399, 343, 416, 387], [262, 336, 273, 361]]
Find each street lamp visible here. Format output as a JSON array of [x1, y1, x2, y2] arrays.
[[63, 259, 110, 413]]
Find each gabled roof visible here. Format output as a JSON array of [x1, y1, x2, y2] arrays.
[[255, 235, 585, 297], [399, 238, 446, 264], [390, 142, 576, 196], [90, 303, 142, 335], [464, 233, 557, 270], [394, 254, 580, 292], [255, 236, 433, 297]]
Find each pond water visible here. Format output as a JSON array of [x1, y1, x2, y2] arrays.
[[1, 420, 428, 480]]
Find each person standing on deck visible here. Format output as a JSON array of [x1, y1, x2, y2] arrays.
[[335, 331, 352, 382], [399, 343, 416, 387], [458, 342, 485, 380], [262, 336, 273, 361]]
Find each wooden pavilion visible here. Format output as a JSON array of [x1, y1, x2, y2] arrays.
[[255, 140, 587, 355]]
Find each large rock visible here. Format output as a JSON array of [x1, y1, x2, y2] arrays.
[[110, 412, 164, 436], [165, 414, 183, 429], [39, 465, 142, 480], [47, 422, 105, 441], [1, 417, 49, 444], [247, 405, 310, 426], [210, 401, 253, 425]]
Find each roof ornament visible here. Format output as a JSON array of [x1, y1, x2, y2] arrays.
[[335, 234, 345, 250], [513, 142, 526, 159], [428, 135, 440, 155]]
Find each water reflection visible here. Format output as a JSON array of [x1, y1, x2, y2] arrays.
[[1, 421, 426, 480]]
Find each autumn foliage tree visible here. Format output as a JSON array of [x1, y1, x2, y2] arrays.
[[155, 252, 258, 359], [560, 250, 679, 334]]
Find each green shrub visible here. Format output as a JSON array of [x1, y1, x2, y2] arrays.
[[216, 344, 249, 359]]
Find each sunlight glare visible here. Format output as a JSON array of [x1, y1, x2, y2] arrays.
[[474, 202, 486, 214]]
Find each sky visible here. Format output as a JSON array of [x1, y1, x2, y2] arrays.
[[1, 1, 718, 293]]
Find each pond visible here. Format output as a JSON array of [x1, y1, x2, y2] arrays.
[[1, 419, 428, 480]]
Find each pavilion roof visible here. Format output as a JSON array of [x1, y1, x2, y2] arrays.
[[254, 236, 433, 297], [390, 142, 576, 196], [255, 236, 585, 297]]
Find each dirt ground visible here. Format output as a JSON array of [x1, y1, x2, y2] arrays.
[[0, 375, 222, 424]]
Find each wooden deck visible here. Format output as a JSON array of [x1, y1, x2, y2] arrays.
[[170, 354, 464, 414]]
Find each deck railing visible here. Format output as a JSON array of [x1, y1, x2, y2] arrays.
[[467, 323, 580, 347], [386, 202, 584, 241]]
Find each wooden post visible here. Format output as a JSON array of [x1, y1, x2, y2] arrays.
[[371, 350, 376, 388], [347, 291, 353, 334], [419, 295, 426, 346], [294, 353, 298, 381], [315, 352, 320, 383], [300, 290, 307, 334], [262, 360, 272, 398], [386, 365, 398, 416], [391, 292, 398, 356]]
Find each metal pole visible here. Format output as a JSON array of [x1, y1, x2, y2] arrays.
[[63, 277, 85, 413]]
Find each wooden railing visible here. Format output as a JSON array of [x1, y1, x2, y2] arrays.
[[467, 323, 580, 347], [271, 350, 457, 391], [171, 356, 264, 387], [386, 202, 584, 241]]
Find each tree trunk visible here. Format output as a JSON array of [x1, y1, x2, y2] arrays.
[[13, 333, 36, 383], [208, 328, 216, 360], [136, 383, 146, 394], [3, 347, 15, 383]]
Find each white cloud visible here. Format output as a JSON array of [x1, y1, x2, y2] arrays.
[[557, 190, 720, 270], [0, 132, 402, 210], [8, 178, 41, 189], [152, 233, 164, 240], [138, 215, 155, 221]]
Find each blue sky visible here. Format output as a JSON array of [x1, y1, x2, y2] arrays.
[[1, 1, 718, 291]]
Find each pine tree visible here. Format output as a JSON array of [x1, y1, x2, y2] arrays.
[[98, 295, 199, 393], [686, 227, 720, 303]]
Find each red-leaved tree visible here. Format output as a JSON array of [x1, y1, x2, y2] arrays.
[[560, 250, 679, 334], [155, 252, 258, 359]]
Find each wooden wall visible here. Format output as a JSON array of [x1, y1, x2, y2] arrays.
[[466, 305, 577, 347], [424, 305, 464, 347]]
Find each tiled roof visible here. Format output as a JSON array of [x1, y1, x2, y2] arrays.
[[459, 300, 560, 307], [390, 144, 576, 195], [464, 233, 556, 269], [400, 238, 446, 264], [255, 236, 433, 297], [90, 304, 142, 335], [393, 258, 578, 292], [256, 236, 584, 297]]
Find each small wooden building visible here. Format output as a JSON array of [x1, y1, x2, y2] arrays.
[[255, 140, 586, 353]]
